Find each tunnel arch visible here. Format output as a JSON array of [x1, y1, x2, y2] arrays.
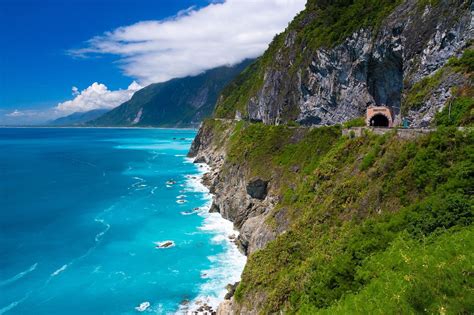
[[369, 114, 389, 127], [366, 106, 393, 128]]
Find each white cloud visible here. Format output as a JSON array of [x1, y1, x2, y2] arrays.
[[0, 108, 56, 125], [6, 109, 26, 117], [0, 82, 142, 125], [70, 0, 306, 84], [55, 81, 142, 114]]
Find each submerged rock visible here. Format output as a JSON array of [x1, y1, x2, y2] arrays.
[[155, 240, 175, 249]]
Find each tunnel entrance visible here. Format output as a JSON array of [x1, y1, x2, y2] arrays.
[[366, 106, 393, 128], [370, 114, 389, 127]]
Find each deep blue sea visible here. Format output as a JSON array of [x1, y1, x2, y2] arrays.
[[0, 128, 245, 314]]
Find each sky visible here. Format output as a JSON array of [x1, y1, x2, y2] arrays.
[[0, 0, 306, 125]]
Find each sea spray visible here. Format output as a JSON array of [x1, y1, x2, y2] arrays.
[[179, 160, 247, 313]]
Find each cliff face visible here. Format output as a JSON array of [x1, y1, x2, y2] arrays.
[[191, 119, 473, 314], [215, 0, 472, 127], [192, 0, 473, 268], [189, 0, 473, 314], [189, 120, 285, 256]]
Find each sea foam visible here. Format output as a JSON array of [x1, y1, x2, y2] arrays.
[[178, 160, 247, 313], [0, 263, 38, 287]]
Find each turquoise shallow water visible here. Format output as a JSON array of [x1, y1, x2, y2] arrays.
[[0, 128, 245, 314]]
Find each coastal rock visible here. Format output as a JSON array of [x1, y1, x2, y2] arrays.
[[224, 282, 239, 300], [217, 300, 235, 315], [246, 178, 268, 200], [188, 121, 279, 256], [194, 156, 207, 164], [155, 240, 175, 249]]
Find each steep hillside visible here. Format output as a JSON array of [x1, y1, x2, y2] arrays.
[[89, 60, 252, 127], [214, 0, 471, 127], [49, 109, 109, 126], [187, 0, 473, 314], [191, 120, 472, 314]]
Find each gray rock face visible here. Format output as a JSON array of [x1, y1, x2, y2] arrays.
[[189, 122, 279, 256], [246, 178, 268, 200], [190, 2, 472, 313], [245, 0, 472, 127], [407, 71, 466, 127]]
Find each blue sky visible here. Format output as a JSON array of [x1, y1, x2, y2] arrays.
[[0, 0, 209, 111], [0, 0, 305, 124]]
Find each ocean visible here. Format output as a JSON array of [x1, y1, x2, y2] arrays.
[[0, 128, 245, 314]]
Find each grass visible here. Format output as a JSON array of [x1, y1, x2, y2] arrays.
[[435, 95, 474, 127], [448, 49, 474, 74], [220, 122, 474, 313], [343, 117, 366, 128], [314, 227, 474, 314]]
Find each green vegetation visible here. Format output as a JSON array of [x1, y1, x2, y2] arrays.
[[402, 68, 446, 114], [434, 50, 474, 127], [226, 122, 341, 188], [402, 49, 473, 116], [215, 120, 474, 313], [448, 49, 474, 73], [214, 60, 265, 119], [296, 0, 401, 50], [435, 95, 474, 127], [417, 0, 441, 9], [315, 227, 474, 314], [343, 117, 366, 128]]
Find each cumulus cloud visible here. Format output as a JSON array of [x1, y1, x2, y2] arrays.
[[70, 0, 306, 84], [0, 82, 142, 125], [55, 81, 142, 114]]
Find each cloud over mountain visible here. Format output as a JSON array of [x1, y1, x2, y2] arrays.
[[70, 0, 306, 84], [56, 81, 142, 114]]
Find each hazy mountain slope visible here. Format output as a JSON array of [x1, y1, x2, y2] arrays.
[[50, 109, 109, 126], [89, 60, 253, 127]]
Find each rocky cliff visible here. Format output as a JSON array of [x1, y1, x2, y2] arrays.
[[189, 0, 473, 314], [215, 0, 472, 128], [189, 120, 285, 256]]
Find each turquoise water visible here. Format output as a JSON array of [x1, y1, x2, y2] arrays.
[[0, 128, 245, 314]]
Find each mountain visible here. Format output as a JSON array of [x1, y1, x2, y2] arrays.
[[50, 109, 110, 126], [214, 0, 471, 128], [188, 0, 473, 313], [89, 60, 253, 127]]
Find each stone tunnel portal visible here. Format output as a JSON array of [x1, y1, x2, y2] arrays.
[[367, 106, 393, 128]]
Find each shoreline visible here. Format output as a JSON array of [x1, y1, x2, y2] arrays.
[[180, 158, 246, 314], [0, 126, 199, 131]]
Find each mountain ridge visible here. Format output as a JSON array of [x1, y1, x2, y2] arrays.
[[88, 60, 253, 127], [49, 109, 110, 126]]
